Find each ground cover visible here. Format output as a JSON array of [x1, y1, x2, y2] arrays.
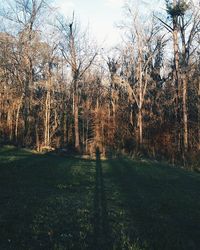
[[0, 146, 199, 249]]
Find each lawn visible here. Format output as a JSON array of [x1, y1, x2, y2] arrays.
[[0, 146, 200, 250]]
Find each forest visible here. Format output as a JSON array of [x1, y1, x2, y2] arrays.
[[0, 0, 200, 249], [0, 0, 200, 167]]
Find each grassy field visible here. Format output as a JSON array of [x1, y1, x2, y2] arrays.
[[0, 146, 200, 250]]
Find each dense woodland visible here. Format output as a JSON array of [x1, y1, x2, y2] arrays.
[[0, 0, 200, 167]]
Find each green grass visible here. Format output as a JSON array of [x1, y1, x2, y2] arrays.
[[0, 146, 200, 250]]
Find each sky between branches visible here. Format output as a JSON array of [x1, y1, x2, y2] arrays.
[[54, 0, 165, 47]]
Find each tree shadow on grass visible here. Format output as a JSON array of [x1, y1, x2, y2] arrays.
[[93, 147, 112, 250], [107, 157, 200, 250]]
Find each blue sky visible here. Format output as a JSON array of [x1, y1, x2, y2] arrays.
[[54, 0, 165, 47]]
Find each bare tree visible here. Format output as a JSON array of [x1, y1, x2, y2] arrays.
[[0, 0, 48, 144], [165, 0, 200, 155], [117, 11, 163, 148], [57, 13, 98, 151]]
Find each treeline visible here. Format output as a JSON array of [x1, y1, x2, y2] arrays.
[[0, 0, 199, 166]]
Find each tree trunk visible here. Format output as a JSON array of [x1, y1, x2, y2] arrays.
[[69, 21, 80, 151], [180, 15, 189, 153], [138, 108, 143, 146], [35, 120, 40, 152], [15, 94, 24, 142], [24, 79, 30, 142], [198, 80, 200, 150], [86, 118, 89, 153], [182, 71, 188, 151], [63, 110, 67, 146], [130, 110, 133, 126], [7, 109, 13, 141], [44, 90, 50, 147], [95, 98, 101, 150], [74, 92, 80, 151], [138, 43, 143, 147], [172, 2, 182, 153]]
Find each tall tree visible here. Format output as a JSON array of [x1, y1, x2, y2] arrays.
[[166, 0, 200, 154], [58, 14, 98, 151]]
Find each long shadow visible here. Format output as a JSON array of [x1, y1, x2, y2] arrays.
[[93, 147, 111, 250]]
